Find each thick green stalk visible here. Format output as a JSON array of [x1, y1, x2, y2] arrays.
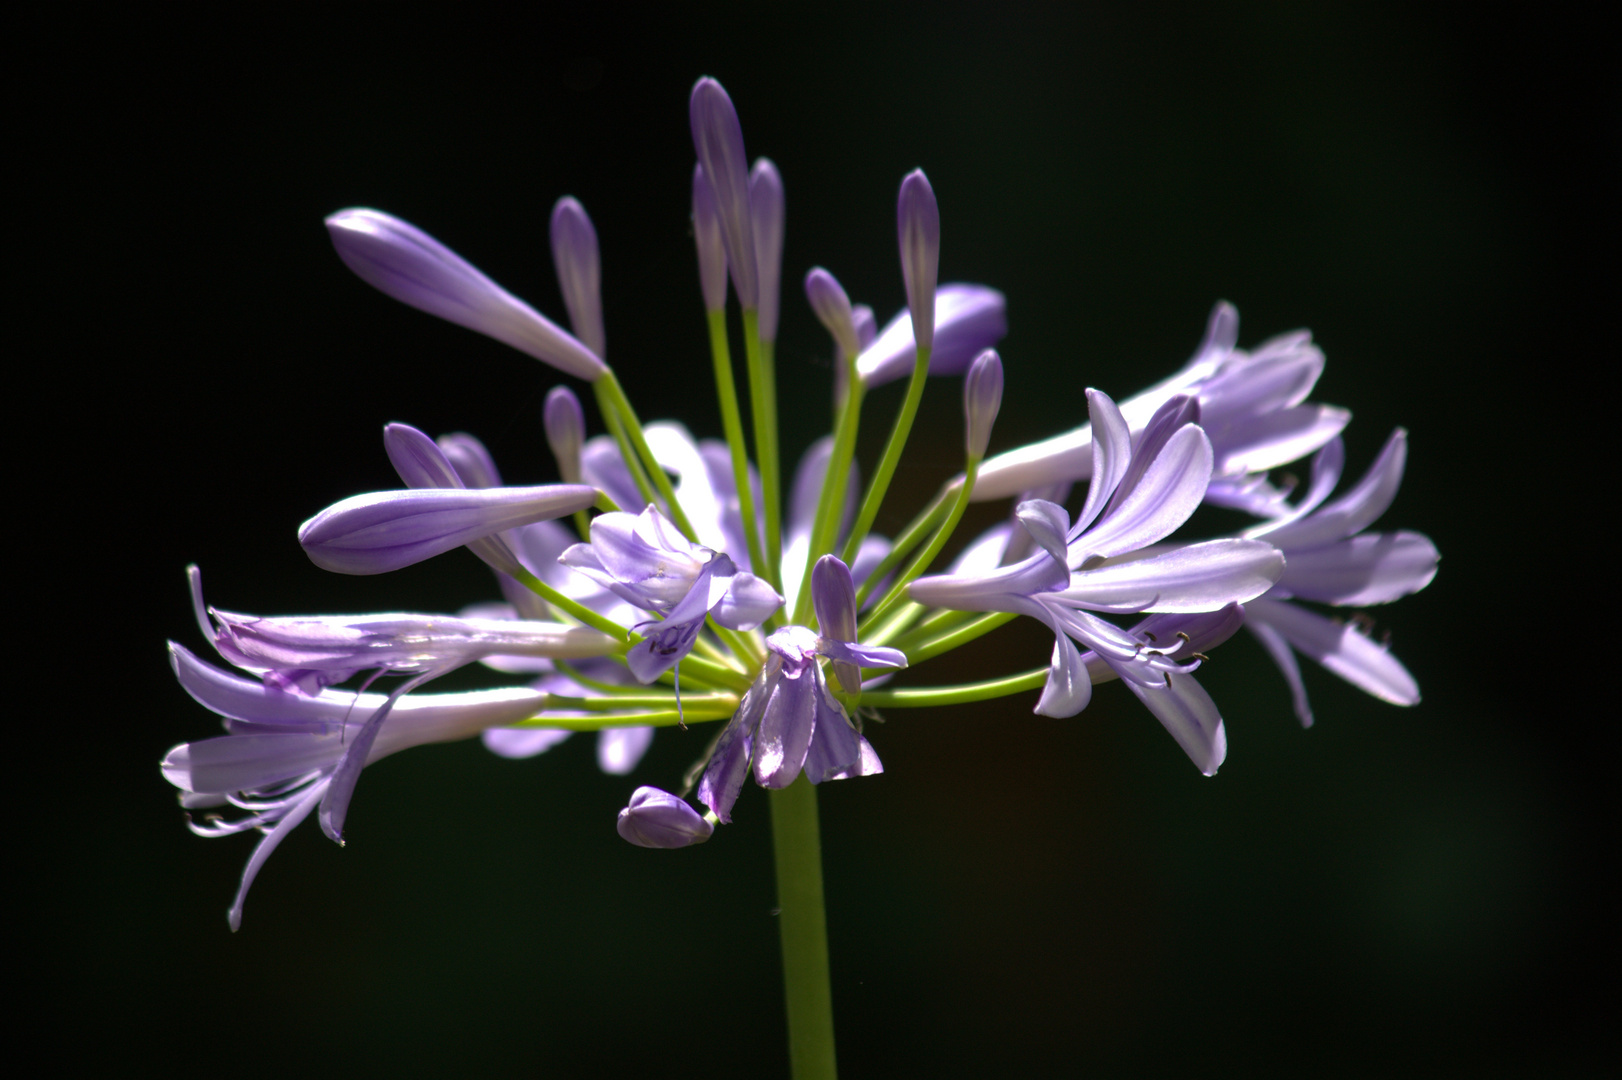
[[594, 372, 700, 541], [707, 308, 770, 581], [769, 778, 838, 1080], [839, 345, 933, 567], [742, 310, 782, 588]]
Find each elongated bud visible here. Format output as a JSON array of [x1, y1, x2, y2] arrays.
[[549, 197, 606, 360], [436, 432, 503, 489], [689, 77, 758, 309], [896, 169, 940, 354], [299, 484, 598, 576], [617, 786, 714, 848], [964, 349, 1004, 459], [325, 208, 607, 381], [811, 556, 862, 694], [852, 304, 877, 352], [385, 422, 464, 489], [805, 268, 859, 360], [750, 158, 785, 341], [857, 284, 1006, 388], [691, 165, 729, 312], [544, 385, 586, 484]]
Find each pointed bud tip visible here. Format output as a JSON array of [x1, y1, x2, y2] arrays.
[[964, 349, 1004, 459]]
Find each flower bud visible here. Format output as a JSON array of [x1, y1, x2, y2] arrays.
[[436, 432, 503, 490], [616, 786, 714, 848], [963, 349, 1004, 459], [811, 555, 862, 694], [750, 158, 785, 341], [691, 165, 728, 313], [549, 196, 606, 360], [856, 284, 1006, 388], [325, 208, 606, 381], [852, 304, 877, 352], [689, 78, 758, 309], [804, 268, 859, 361], [896, 169, 940, 354], [544, 385, 586, 484]]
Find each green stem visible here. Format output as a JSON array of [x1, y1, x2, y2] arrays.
[[594, 384, 661, 511], [707, 309, 770, 582], [742, 311, 782, 589], [839, 345, 933, 567], [852, 487, 954, 608], [862, 461, 979, 628], [769, 778, 838, 1080], [860, 666, 1047, 707], [509, 707, 735, 730], [594, 371, 700, 541], [791, 360, 865, 626], [902, 610, 1019, 665], [511, 568, 630, 642]]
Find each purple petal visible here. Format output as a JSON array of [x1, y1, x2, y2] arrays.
[[1075, 425, 1212, 562], [753, 664, 818, 789], [689, 78, 757, 308], [1073, 389, 1132, 535], [1034, 633, 1092, 717], [750, 158, 785, 341], [325, 208, 605, 381], [1015, 499, 1071, 566], [805, 267, 859, 359], [698, 676, 769, 822], [1245, 618, 1315, 727], [1214, 403, 1350, 477], [385, 422, 464, 490], [1244, 596, 1419, 706], [1061, 539, 1284, 613], [580, 435, 647, 516], [802, 683, 870, 783], [438, 432, 504, 490], [856, 284, 1007, 388], [818, 638, 908, 672], [897, 169, 941, 353], [963, 349, 1003, 459], [544, 386, 587, 485], [1274, 530, 1439, 606], [1255, 428, 1408, 549], [617, 786, 713, 848], [713, 570, 783, 631], [549, 196, 606, 359], [299, 485, 598, 576], [810, 557, 858, 645], [481, 727, 574, 759], [597, 725, 655, 775], [1123, 672, 1228, 776], [227, 780, 327, 931], [691, 165, 729, 313]]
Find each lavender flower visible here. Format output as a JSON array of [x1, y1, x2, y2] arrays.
[[973, 301, 1347, 502], [689, 77, 757, 309], [805, 267, 860, 361], [856, 283, 1008, 388], [164, 642, 553, 930], [325, 208, 606, 381], [617, 787, 714, 848], [560, 505, 781, 683], [1238, 429, 1438, 725], [910, 390, 1284, 773], [698, 558, 906, 823], [549, 196, 606, 359]]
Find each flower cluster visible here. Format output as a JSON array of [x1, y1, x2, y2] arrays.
[[164, 77, 1436, 927]]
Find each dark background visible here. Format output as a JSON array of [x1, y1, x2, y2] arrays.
[[18, 4, 1612, 1076]]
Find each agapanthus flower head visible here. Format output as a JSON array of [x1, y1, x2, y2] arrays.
[[325, 208, 606, 381]]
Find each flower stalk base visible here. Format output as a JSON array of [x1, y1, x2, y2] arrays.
[[769, 777, 838, 1080]]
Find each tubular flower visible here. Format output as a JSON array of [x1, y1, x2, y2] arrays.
[[910, 389, 1284, 773], [1238, 428, 1439, 725]]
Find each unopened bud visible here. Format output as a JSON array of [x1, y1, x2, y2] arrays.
[[963, 349, 1004, 459], [544, 386, 586, 484], [616, 786, 714, 848]]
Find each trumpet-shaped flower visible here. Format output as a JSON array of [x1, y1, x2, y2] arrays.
[[910, 390, 1283, 773], [1239, 429, 1438, 725]]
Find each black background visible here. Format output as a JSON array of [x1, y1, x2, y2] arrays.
[[18, 4, 1612, 1076]]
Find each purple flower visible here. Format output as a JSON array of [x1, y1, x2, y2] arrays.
[[973, 301, 1347, 502], [324, 208, 606, 382], [897, 169, 941, 354], [163, 642, 551, 930], [560, 505, 781, 683], [299, 482, 597, 577], [910, 390, 1284, 774], [1238, 429, 1438, 725], [617, 787, 714, 848], [750, 158, 786, 341], [698, 560, 906, 823], [856, 284, 1008, 388], [689, 77, 758, 309], [549, 196, 606, 359]]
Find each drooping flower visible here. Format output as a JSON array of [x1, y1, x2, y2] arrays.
[[560, 505, 781, 684], [697, 556, 906, 823], [910, 389, 1284, 773], [1237, 428, 1438, 725]]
